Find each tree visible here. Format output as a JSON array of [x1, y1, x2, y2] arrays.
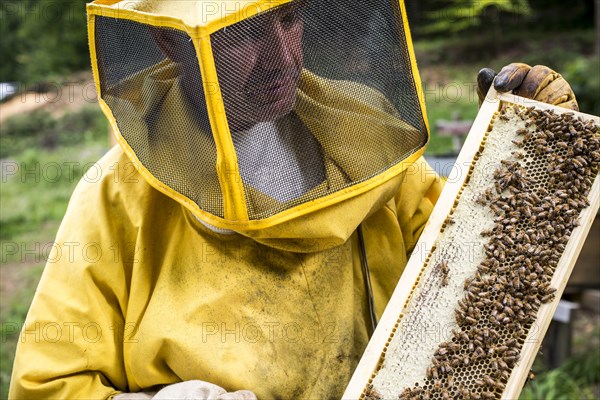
[[419, 0, 531, 35], [1, 0, 89, 84]]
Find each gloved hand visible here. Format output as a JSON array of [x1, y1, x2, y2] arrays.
[[477, 63, 578, 110], [113, 380, 257, 400]]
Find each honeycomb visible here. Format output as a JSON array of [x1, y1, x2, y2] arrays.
[[362, 103, 600, 400]]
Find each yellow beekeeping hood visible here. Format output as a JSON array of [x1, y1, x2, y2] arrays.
[[87, 0, 429, 231]]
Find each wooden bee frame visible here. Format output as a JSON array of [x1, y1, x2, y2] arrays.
[[343, 88, 600, 400]]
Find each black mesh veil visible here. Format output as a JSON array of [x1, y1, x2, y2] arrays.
[[90, 0, 428, 224], [95, 17, 224, 217], [302, 0, 424, 128], [213, 0, 427, 219]]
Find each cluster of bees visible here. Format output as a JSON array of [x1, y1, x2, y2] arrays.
[[367, 105, 599, 400]]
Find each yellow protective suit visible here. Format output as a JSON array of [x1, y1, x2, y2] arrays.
[[10, 1, 443, 398], [9, 146, 441, 399]]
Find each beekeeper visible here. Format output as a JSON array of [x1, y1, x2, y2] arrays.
[[9, 0, 578, 399]]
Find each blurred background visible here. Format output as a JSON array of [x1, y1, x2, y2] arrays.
[[0, 0, 599, 398]]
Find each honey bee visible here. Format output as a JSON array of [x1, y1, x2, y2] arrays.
[[440, 259, 449, 274], [541, 293, 556, 303], [399, 387, 412, 400]]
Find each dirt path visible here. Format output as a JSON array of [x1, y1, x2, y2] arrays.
[[0, 72, 97, 123]]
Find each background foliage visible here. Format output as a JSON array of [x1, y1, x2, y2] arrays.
[[0, 0, 88, 84]]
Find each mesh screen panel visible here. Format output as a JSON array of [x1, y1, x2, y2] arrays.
[[213, 0, 427, 220], [92, 0, 427, 222], [95, 16, 224, 217]]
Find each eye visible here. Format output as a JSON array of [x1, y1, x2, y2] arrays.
[[280, 10, 301, 29]]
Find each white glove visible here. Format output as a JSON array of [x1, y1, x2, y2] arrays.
[[113, 380, 257, 400], [113, 393, 155, 399]]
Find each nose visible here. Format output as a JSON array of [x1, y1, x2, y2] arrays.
[[258, 21, 296, 71]]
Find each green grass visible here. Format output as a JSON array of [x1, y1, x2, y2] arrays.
[[0, 106, 107, 159], [520, 327, 600, 400], [0, 264, 44, 397], [424, 89, 478, 155], [416, 29, 600, 155], [0, 145, 106, 244], [0, 106, 108, 398], [421, 64, 479, 155]]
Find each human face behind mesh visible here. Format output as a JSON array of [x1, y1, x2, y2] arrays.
[[212, 3, 304, 132]]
